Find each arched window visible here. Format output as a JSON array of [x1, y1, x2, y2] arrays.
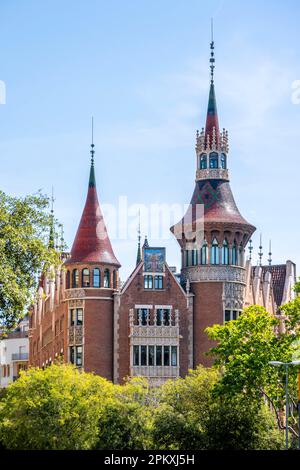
[[93, 268, 101, 288], [66, 271, 70, 289], [211, 238, 219, 265], [200, 241, 208, 265], [185, 250, 190, 267], [232, 242, 237, 265], [209, 152, 218, 169], [113, 270, 117, 289], [200, 154, 207, 169], [104, 269, 110, 288], [72, 269, 79, 288], [82, 268, 90, 287], [222, 240, 229, 265], [192, 249, 198, 266], [221, 153, 227, 169]]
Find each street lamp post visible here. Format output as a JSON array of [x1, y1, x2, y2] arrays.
[[269, 360, 300, 450]]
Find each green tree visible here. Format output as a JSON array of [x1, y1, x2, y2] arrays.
[[0, 364, 114, 450], [206, 305, 300, 405], [0, 190, 61, 329], [150, 367, 219, 450], [95, 377, 152, 450], [206, 395, 283, 450], [150, 367, 282, 450]]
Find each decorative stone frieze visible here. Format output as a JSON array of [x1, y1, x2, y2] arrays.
[[65, 289, 85, 300], [223, 282, 245, 310], [68, 326, 83, 345], [181, 265, 246, 284], [196, 168, 229, 181]]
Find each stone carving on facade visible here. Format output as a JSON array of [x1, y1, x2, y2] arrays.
[[68, 299, 84, 309], [68, 326, 83, 345], [222, 282, 245, 310], [196, 168, 229, 181], [182, 266, 246, 284], [65, 289, 85, 300], [131, 325, 180, 340]]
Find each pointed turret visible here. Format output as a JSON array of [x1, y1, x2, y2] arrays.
[[204, 24, 220, 147], [170, 26, 256, 368], [66, 129, 120, 267], [205, 82, 220, 146]]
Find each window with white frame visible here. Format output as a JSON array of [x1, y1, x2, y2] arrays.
[[136, 308, 150, 326], [156, 308, 172, 326], [70, 345, 83, 366], [70, 308, 83, 326], [132, 345, 178, 367], [224, 310, 240, 323]]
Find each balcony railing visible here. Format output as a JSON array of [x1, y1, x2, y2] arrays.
[[11, 353, 29, 361]]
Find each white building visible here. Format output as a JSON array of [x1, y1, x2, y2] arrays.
[[0, 317, 29, 388]]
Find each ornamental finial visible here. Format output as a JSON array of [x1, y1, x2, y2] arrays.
[[268, 240, 272, 266], [258, 234, 263, 266], [90, 116, 95, 166], [248, 239, 253, 261], [210, 18, 215, 84]]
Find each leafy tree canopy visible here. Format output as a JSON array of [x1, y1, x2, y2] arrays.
[[0, 364, 113, 450], [206, 304, 300, 408], [0, 190, 61, 329]]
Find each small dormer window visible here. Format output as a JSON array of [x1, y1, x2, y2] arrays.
[[221, 153, 227, 169], [209, 152, 218, 169], [222, 239, 229, 265], [72, 269, 79, 288], [200, 154, 207, 169], [82, 268, 90, 287], [93, 268, 101, 288], [200, 241, 208, 265], [211, 238, 219, 264], [104, 269, 110, 288], [232, 241, 237, 265]]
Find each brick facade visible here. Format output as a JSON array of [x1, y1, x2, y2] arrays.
[[29, 45, 297, 384]]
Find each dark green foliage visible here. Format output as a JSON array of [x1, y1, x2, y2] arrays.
[[0, 190, 62, 329]]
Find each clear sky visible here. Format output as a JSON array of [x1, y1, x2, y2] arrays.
[[0, 0, 299, 281]]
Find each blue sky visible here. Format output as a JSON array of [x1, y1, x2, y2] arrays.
[[0, 0, 300, 281]]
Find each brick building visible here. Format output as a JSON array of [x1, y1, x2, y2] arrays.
[[29, 40, 297, 384]]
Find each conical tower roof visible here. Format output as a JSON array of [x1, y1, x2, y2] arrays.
[[66, 141, 120, 267]]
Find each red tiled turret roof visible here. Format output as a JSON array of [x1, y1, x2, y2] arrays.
[[66, 159, 120, 267]]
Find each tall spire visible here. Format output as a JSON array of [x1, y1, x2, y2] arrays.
[[66, 123, 120, 267], [205, 21, 220, 146], [89, 116, 96, 188], [210, 18, 215, 84], [49, 186, 55, 249], [136, 211, 142, 265]]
